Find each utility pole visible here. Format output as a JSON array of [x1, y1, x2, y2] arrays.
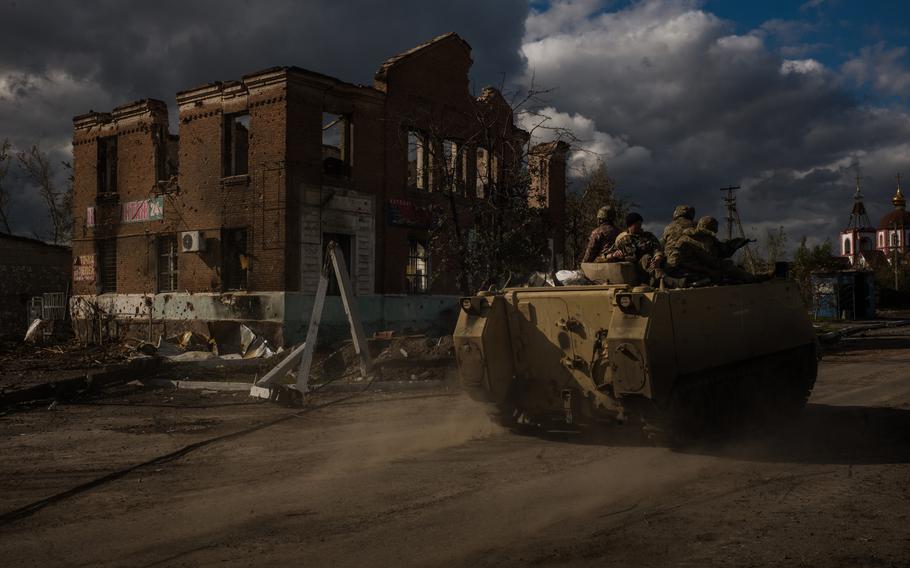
[[720, 185, 741, 241], [719, 185, 757, 271]]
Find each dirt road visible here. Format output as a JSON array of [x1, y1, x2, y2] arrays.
[[2, 329, 910, 567]]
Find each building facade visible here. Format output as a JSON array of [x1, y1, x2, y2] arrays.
[[69, 33, 567, 345], [840, 177, 909, 268]]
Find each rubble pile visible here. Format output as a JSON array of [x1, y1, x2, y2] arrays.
[[0, 339, 131, 392], [311, 334, 455, 384]]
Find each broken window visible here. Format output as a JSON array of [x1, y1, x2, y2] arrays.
[[97, 135, 118, 194], [442, 139, 466, 194], [97, 239, 117, 293], [407, 130, 428, 190], [222, 228, 249, 290], [223, 113, 250, 177], [406, 238, 429, 294], [322, 113, 351, 177], [157, 234, 178, 292], [323, 233, 353, 296], [475, 147, 491, 198], [155, 126, 178, 182]]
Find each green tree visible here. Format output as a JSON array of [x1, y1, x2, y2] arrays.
[[751, 225, 788, 273]]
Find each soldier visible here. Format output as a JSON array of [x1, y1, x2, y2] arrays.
[[602, 212, 666, 284], [581, 205, 621, 263], [668, 216, 753, 284], [661, 204, 695, 249]]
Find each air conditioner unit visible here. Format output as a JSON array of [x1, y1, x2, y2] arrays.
[[181, 231, 205, 253]]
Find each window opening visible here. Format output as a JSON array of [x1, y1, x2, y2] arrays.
[[406, 238, 430, 294], [323, 113, 351, 176], [407, 130, 427, 190], [443, 139, 465, 194], [158, 235, 179, 292], [155, 127, 178, 182], [97, 136, 118, 194], [223, 113, 250, 177], [98, 239, 117, 293], [223, 228, 249, 290], [475, 147, 491, 198]]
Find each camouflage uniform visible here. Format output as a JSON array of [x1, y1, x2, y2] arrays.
[[582, 222, 620, 263], [667, 229, 724, 282], [668, 216, 753, 284], [660, 205, 695, 250], [604, 230, 666, 283], [609, 230, 663, 262]]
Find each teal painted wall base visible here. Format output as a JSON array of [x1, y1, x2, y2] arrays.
[[283, 294, 460, 345], [71, 293, 461, 347]]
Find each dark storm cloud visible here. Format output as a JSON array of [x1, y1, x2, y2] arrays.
[[520, 0, 910, 250], [5, 0, 910, 252], [0, 0, 528, 239], [0, 0, 527, 98]]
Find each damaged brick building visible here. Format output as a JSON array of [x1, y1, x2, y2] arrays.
[[70, 33, 568, 345]]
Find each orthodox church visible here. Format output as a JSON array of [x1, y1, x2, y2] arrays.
[[841, 175, 910, 268]]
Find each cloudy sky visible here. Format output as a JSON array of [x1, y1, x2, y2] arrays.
[[2, 0, 910, 252]]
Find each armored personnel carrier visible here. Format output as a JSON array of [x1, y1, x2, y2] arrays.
[[453, 263, 817, 437]]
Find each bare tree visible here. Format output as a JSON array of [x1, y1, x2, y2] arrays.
[[0, 139, 12, 234], [17, 143, 73, 244], [389, 79, 613, 294], [564, 161, 633, 267]]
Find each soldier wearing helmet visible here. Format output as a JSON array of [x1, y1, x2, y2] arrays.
[[581, 205, 620, 263], [603, 212, 667, 285], [660, 204, 696, 250], [667, 215, 754, 284]]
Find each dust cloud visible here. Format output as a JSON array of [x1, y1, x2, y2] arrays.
[[311, 393, 504, 478]]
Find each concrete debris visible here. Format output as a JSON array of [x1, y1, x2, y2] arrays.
[[311, 335, 455, 384], [166, 351, 217, 362], [128, 326, 278, 362], [176, 331, 214, 352], [240, 325, 276, 359], [24, 319, 44, 343], [556, 269, 593, 286]]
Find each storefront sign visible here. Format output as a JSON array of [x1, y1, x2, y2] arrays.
[[387, 198, 432, 228], [121, 197, 164, 223], [73, 255, 96, 282], [87, 197, 163, 227]]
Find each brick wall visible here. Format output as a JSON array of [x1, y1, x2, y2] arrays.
[[70, 33, 567, 305], [71, 100, 173, 296], [530, 141, 570, 259]]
